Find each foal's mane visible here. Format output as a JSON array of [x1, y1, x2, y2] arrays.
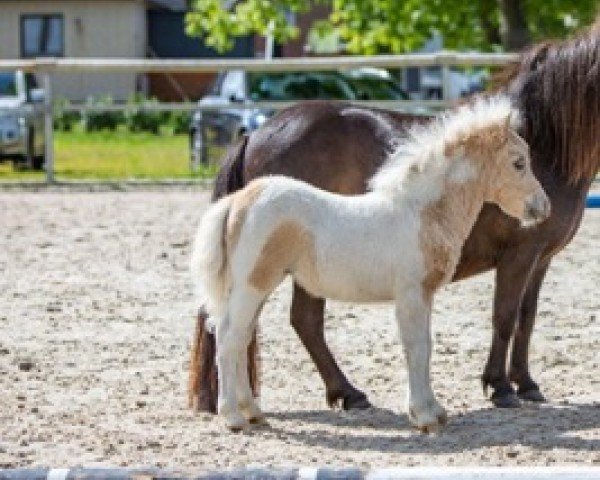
[[369, 95, 515, 195], [497, 19, 600, 184]]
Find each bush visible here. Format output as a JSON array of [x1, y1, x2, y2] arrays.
[[168, 110, 191, 135], [125, 94, 166, 134], [83, 95, 124, 132], [53, 97, 81, 132]]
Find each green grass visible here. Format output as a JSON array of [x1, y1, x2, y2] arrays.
[[0, 128, 222, 181]]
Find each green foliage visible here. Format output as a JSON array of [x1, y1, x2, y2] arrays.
[[168, 110, 192, 135], [83, 95, 124, 132], [56, 94, 191, 136], [524, 0, 599, 40], [125, 93, 166, 134], [186, 0, 308, 52], [186, 0, 599, 54], [53, 97, 81, 132]]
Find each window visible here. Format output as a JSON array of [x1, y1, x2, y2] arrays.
[[0, 73, 18, 97], [21, 14, 64, 57]]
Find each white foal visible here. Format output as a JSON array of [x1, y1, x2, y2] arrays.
[[191, 94, 551, 432]]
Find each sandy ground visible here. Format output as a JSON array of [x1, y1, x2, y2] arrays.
[[0, 189, 598, 472]]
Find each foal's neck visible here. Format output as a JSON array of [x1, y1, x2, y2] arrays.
[[416, 159, 487, 248]]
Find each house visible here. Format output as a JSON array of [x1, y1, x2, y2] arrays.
[[0, 0, 148, 101], [0, 0, 338, 102], [0, 0, 254, 102]]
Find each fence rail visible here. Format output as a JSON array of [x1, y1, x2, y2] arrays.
[[0, 52, 519, 73], [0, 53, 518, 183]]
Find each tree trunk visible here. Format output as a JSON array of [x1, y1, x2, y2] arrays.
[[478, 0, 502, 46], [498, 0, 530, 51]]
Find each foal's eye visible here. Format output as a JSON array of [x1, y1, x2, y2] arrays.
[[513, 158, 526, 171]]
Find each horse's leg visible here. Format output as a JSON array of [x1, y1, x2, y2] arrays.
[[290, 283, 371, 410], [396, 292, 446, 432], [482, 250, 539, 408], [509, 263, 549, 402]]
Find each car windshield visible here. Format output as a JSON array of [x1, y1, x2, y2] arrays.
[[248, 72, 356, 101], [345, 76, 408, 100], [0, 72, 18, 97]]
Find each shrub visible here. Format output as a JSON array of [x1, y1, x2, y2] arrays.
[[168, 110, 192, 135], [53, 97, 81, 132], [83, 95, 124, 132], [125, 94, 165, 134]]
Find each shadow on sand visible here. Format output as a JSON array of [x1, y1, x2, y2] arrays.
[[260, 401, 600, 454]]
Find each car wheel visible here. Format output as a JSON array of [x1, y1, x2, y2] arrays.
[[32, 154, 45, 171], [27, 129, 45, 171], [24, 129, 35, 169]]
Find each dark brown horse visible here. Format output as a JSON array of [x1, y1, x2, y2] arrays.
[[189, 21, 600, 413]]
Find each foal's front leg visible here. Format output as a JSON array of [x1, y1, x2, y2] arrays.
[[396, 292, 447, 432]]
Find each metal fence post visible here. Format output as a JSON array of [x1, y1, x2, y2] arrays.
[[441, 65, 451, 102], [42, 71, 54, 183]]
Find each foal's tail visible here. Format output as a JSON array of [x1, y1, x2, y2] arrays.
[[189, 135, 250, 412], [191, 196, 233, 324]]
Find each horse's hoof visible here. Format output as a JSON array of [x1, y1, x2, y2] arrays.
[[249, 415, 269, 427], [342, 391, 372, 410], [437, 409, 448, 426], [491, 392, 521, 408], [518, 388, 546, 403]]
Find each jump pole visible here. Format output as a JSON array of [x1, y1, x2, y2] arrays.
[[587, 194, 600, 208], [1, 467, 600, 480]]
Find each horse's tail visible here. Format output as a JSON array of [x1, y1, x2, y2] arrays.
[[189, 135, 250, 412], [212, 135, 248, 202]]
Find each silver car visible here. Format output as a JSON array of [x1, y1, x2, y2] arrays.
[[0, 70, 46, 170]]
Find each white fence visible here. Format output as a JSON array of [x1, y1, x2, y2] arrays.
[[0, 52, 518, 183]]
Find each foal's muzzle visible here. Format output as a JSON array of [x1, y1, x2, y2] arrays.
[[525, 194, 551, 224]]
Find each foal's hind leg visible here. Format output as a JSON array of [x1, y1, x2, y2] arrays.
[[216, 313, 246, 431], [291, 284, 371, 410], [236, 303, 267, 424]]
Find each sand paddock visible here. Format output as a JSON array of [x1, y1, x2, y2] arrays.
[[0, 189, 598, 471]]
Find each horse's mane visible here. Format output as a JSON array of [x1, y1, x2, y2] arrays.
[[369, 94, 516, 195], [497, 19, 600, 184]]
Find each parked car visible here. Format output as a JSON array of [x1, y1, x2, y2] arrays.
[[190, 69, 409, 167], [0, 70, 46, 170], [341, 67, 409, 101]]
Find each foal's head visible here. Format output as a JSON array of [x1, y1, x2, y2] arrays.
[[473, 119, 551, 226]]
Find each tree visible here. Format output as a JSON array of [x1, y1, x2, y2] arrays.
[[186, 0, 599, 54]]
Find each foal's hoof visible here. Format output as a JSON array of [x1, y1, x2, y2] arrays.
[[409, 403, 448, 434], [225, 414, 250, 432], [491, 391, 521, 408], [518, 388, 546, 403]]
